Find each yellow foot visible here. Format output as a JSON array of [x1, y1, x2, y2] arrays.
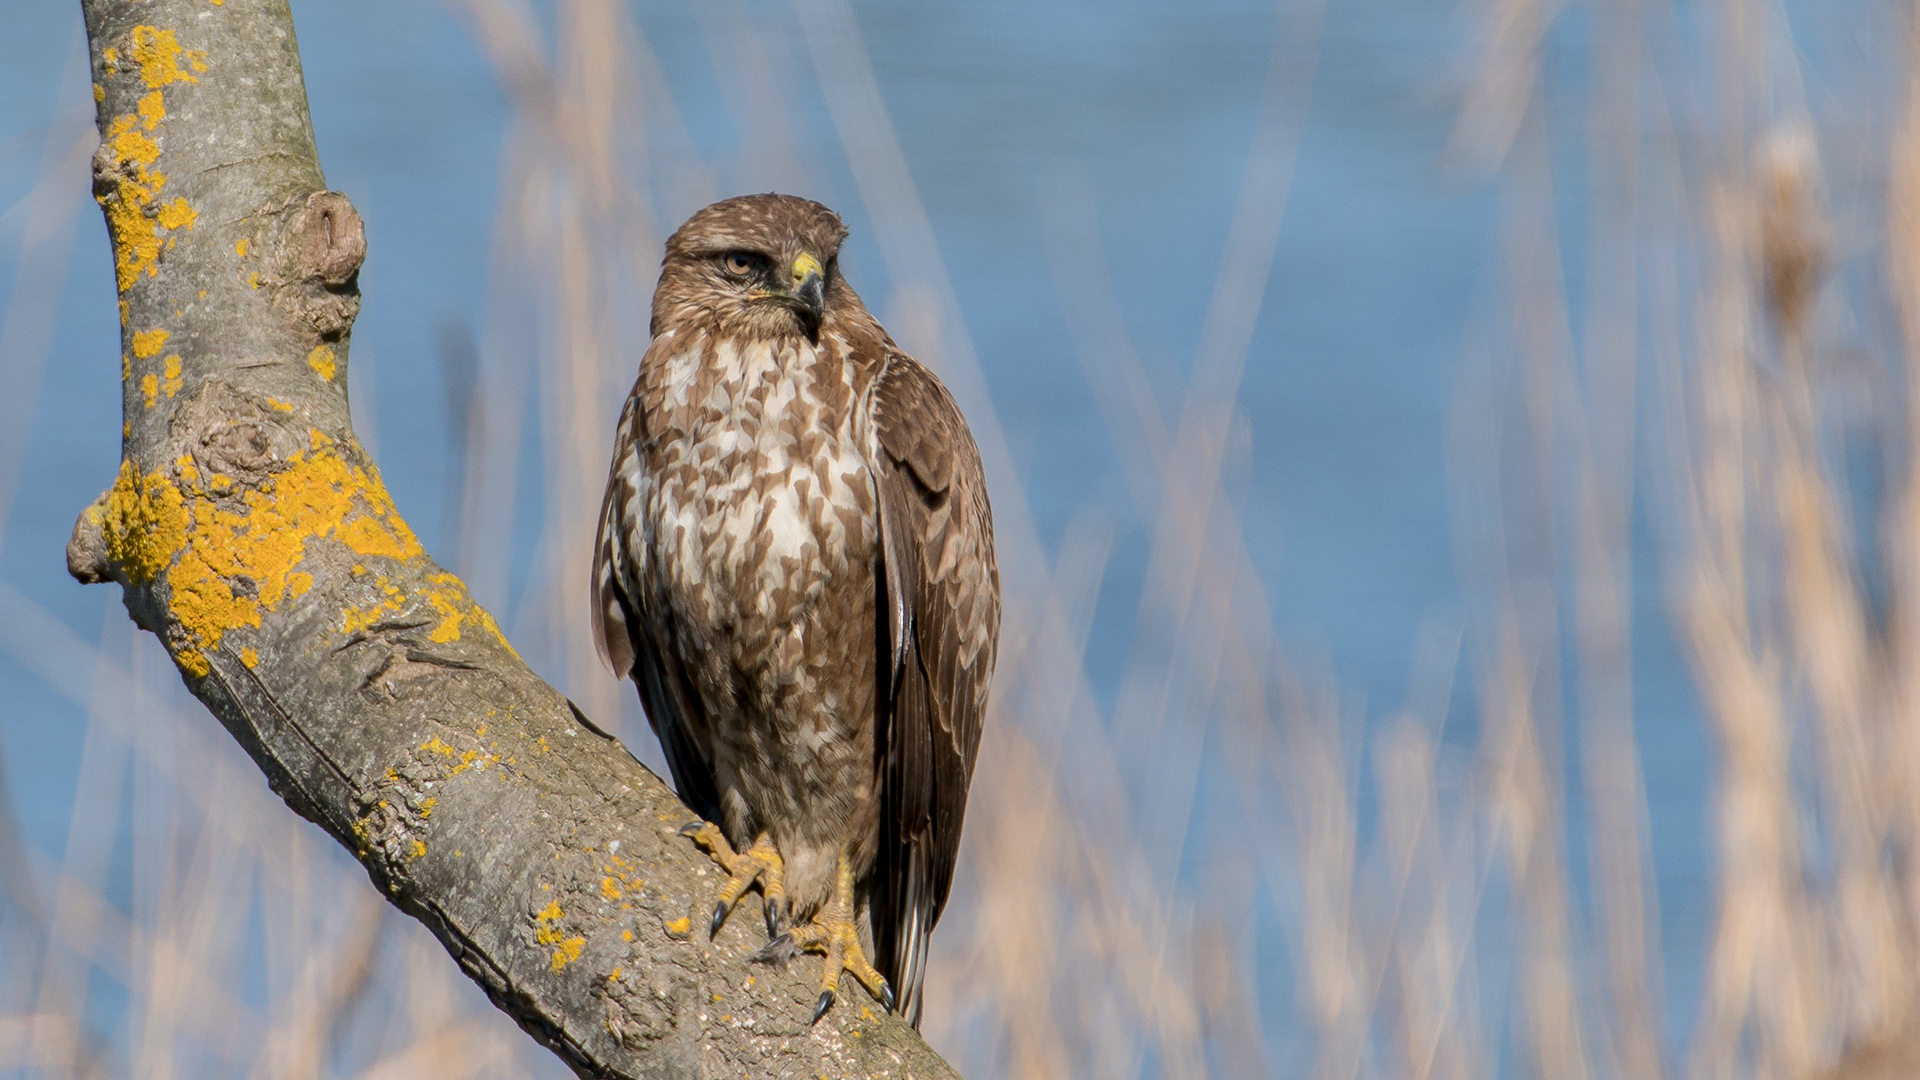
[[750, 850, 893, 1024], [677, 822, 787, 939]]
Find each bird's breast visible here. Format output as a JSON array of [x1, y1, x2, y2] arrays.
[[641, 334, 878, 635]]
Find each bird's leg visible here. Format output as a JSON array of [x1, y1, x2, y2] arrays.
[[678, 822, 787, 938], [751, 849, 893, 1024]]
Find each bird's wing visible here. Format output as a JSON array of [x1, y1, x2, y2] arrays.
[[867, 349, 1000, 1029], [592, 388, 722, 825]]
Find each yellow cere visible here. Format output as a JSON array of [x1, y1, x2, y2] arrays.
[[792, 252, 823, 284], [98, 429, 512, 679], [308, 345, 336, 381]]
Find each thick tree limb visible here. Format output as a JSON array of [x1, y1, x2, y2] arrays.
[[64, 3, 959, 1077]]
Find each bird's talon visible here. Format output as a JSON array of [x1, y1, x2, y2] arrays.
[[751, 932, 796, 968], [879, 981, 896, 1013], [709, 901, 728, 939], [811, 990, 835, 1025]]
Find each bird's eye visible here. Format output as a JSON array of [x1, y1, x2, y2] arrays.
[[722, 252, 757, 277]]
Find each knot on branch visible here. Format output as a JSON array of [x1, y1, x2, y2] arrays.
[[299, 191, 366, 287], [262, 190, 366, 339]]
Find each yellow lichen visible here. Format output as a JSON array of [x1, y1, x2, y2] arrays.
[[140, 373, 159, 408], [609, 967, 623, 982], [601, 877, 623, 900], [101, 46, 119, 71], [162, 355, 182, 398], [533, 901, 582, 969], [426, 577, 465, 642], [93, 83, 104, 103], [131, 328, 169, 359], [118, 300, 129, 326], [421, 736, 454, 756], [307, 345, 336, 382], [235, 237, 249, 258], [408, 839, 426, 859], [240, 646, 258, 668], [128, 27, 200, 90], [418, 797, 436, 817], [136, 90, 165, 131], [266, 397, 293, 412], [156, 198, 196, 231], [664, 916, 692, 939], [96, 430, 452, 678]]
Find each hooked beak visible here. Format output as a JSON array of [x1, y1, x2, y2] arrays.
[[789, 252, 826, 332]]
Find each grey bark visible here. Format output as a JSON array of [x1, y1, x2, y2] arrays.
[[63, 3, 960, 1077]]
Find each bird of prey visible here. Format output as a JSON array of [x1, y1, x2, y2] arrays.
[[592, 194, 999, 1028]]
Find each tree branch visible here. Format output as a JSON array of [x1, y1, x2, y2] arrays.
[[64, 3, 959, 1077]]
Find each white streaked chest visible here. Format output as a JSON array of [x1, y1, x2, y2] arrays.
[[632, 333, 877, 631]]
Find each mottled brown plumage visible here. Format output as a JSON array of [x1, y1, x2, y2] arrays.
[[591, 194, 998, 1027]]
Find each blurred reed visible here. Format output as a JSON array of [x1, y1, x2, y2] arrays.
[[8, 0, 1920, 1077]]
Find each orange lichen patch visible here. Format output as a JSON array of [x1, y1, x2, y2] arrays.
[[266, 397, 293, 412], [418, 797, 436, 817], [664, 916, 692, 939], [342, 575, 406, 634], [100, 460, 186, 585], [235, 237, 249, 258], [156, 198, 196, 232], [136, 90, 165, 131], [609, 968, 623, 982], [119, 300, 129, 327], [140, 373, 159, 408], [131, 328, 169, 359], [97, 430, 436, 678], [533, 901, 585, 971], [240, 646, 258, 669], [421, 736, 455, 756], [101, 46, 119, 72], [307, 345, 337, 382], [128, 27, 201, 90], [409, 839, 427, 860], [100, 114, 166, 293], [601, 877, 623, 900], [93, 83, 104, 103], [621, 929, 633, 942], [162, 355, 182, 398], [426, 575, 466, 642], [121, 354, 131, 380]]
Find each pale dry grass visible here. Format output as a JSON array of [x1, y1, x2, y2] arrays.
[[9, 1, 1920, 1078]]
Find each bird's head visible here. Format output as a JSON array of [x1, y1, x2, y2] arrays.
[[653, 194, 851, 344]]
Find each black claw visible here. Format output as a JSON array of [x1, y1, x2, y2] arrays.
[[878, 981, 896, 1013], [709, 901, 728, 938], [810, 990, 835, 1025], [750, 932, 795, 969], [678, 821, 705, 838], [763, 900, 783, 939]]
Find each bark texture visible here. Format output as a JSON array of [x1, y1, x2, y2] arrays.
[[64, 3, 960, 1077]]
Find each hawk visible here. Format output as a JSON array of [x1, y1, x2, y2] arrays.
[[592, 194, 999, 1028]]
